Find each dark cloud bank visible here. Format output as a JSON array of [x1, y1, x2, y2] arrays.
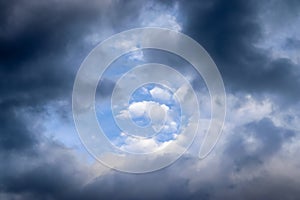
[[0, 0, 299, 199]]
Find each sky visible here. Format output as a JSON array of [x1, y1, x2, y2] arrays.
[[0, 0, 300, 199]]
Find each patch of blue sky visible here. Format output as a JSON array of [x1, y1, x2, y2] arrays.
[[96, 102, 121, 139], [101, 52, 146, 80], [95, 49, 208, 146], [95, 52, 147, 142], [96, 83, 182, 145]]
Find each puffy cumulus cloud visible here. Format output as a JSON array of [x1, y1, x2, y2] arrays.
[[128, 101, 169, 119], [150, 86, 172, 101], [114, 99, 183, 153], [117, 100, 172, 126]]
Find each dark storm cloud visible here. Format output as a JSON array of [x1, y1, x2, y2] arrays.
[[0, 0, 144, 150], [0, 0, 97, 68], [0, 0, 100, 153], [0, 142, 90, 200], [179, 0, 300, 102], [81, 171, 191, 200], [0, 0, 145, 106], [0, 0, 147, 199], [0, 100, 37, 151], [0, 1, 90, 106]]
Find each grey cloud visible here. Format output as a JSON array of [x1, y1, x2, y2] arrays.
[[0, 117, 299, 200], [0, 0, 146, 107], [179, 0, 300, 103], [225, 118, 295, 170], [284, 38, 300, 50], [0, 101, 37, 152], [0, 0, 149, 199], [0, 143, 89, 200], [0, 0, 145, 151], [81, 171, 190, 200]]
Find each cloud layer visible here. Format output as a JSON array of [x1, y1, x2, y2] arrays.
[[0, 0, 299, 199]]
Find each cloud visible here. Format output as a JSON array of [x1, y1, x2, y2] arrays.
[[225, 118, 295, 170], [1, 0, 300, 199], [128, 101, 168, 118], [0, 101, 37, 152], [150, 86, 172, 101], [179, 0, 300, 103]]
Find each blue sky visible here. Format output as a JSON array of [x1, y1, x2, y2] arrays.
[[95, 51, 187, 151]]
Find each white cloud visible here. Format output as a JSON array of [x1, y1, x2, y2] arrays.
[[149, 86, 172, 101], [128, 49, 144, 61], [270, 104, 300, 132], [128, 101, 169, 120], [120, 137, 163, 153], [140, 2, 182, 31], [226, 94, 273, 128], [142, 13, 182, 32]]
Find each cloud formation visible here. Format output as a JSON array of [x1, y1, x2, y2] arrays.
[[0, 0, 299, 199]]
